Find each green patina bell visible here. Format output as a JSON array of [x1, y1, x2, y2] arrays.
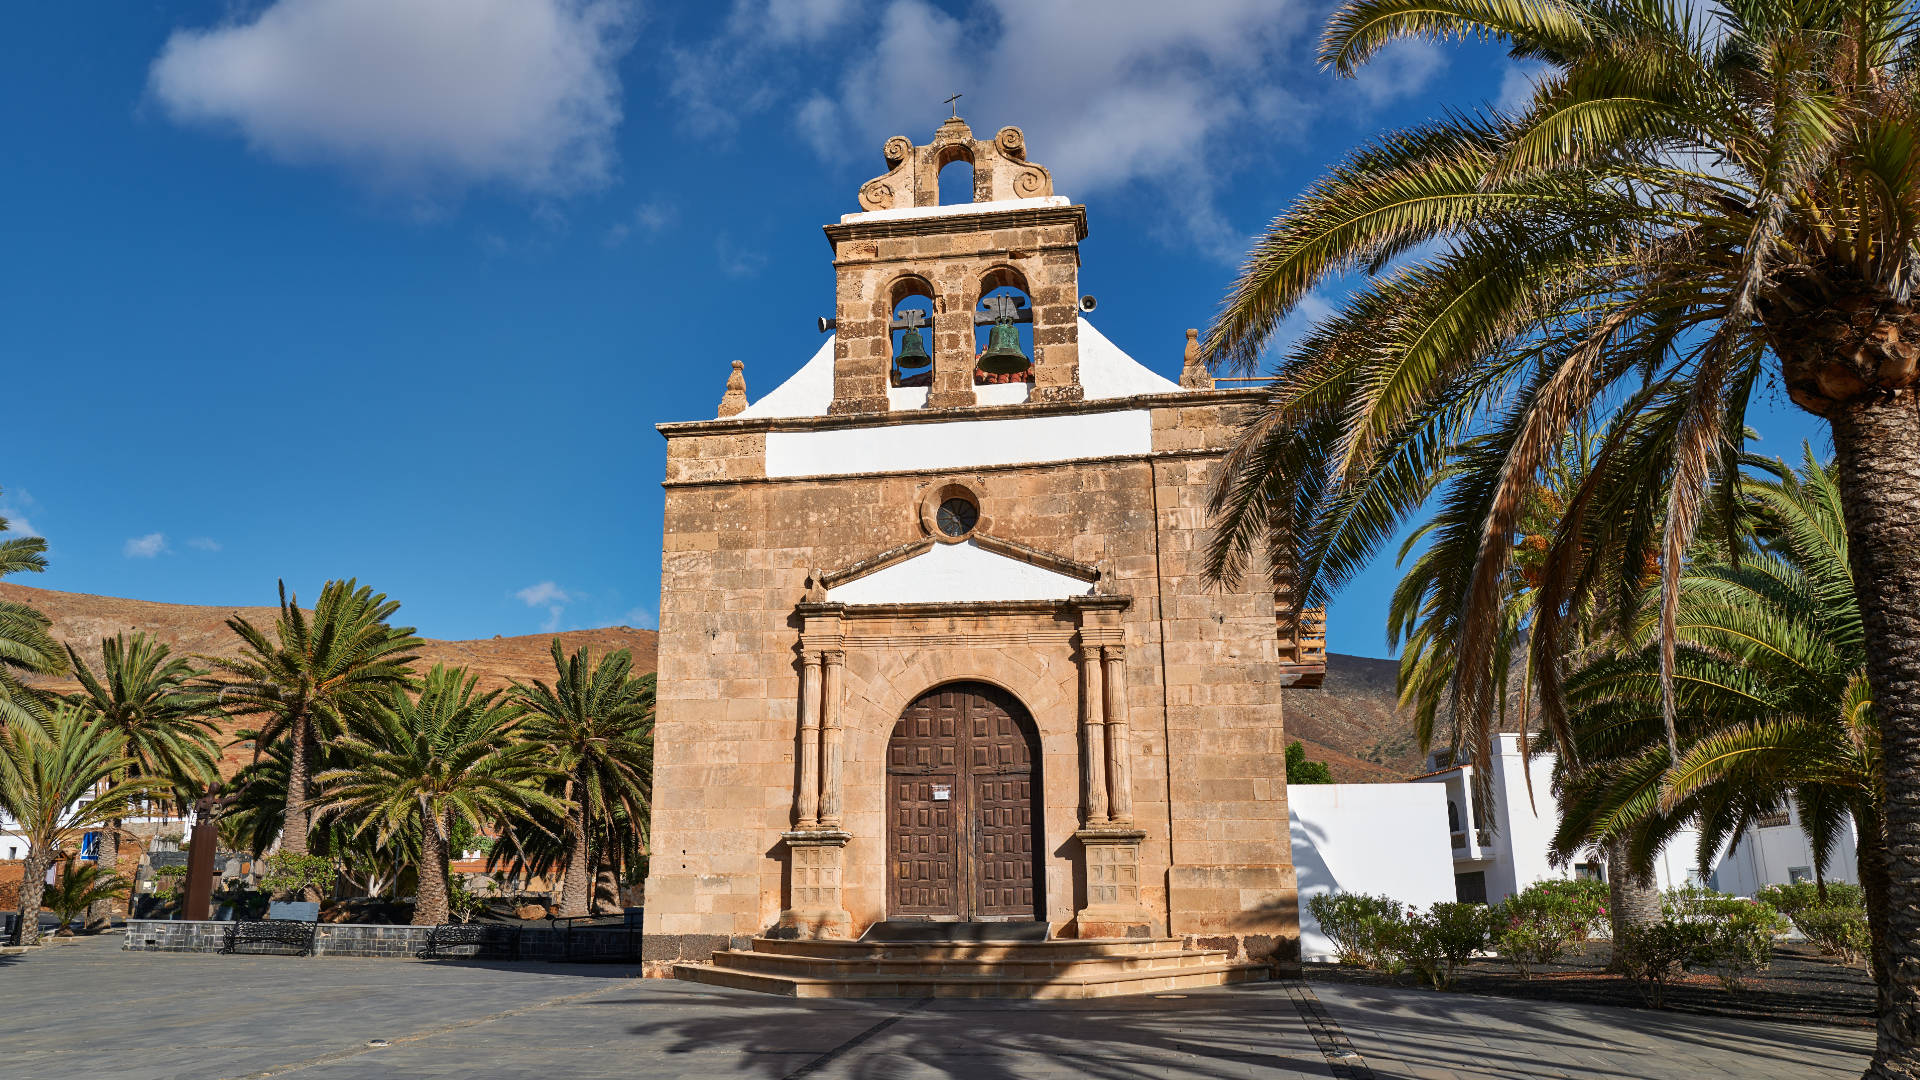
[[978, 317, 1030, 375], [896, 326, 931, 368]]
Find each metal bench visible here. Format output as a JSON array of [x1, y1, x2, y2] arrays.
[[220, 919, 317, 957], [418, 922, 521, 961]]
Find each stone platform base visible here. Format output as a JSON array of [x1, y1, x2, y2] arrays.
[[672, 936, 1267, 999]]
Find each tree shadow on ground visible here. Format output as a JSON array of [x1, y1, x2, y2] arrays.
[[619, 981, 1330, 1080], [1315, 981, 1870, 1080]]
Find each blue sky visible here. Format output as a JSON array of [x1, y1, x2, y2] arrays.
[[0, 2, 1825, 656]]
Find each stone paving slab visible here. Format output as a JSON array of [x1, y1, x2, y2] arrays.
[[1309, 980, 1873, 1079], [0, 938, 1880, 1080]]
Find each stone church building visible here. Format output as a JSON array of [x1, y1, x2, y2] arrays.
[[646, 117, 1325, 993]]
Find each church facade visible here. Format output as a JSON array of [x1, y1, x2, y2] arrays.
[[644, 118, 1325, 969]]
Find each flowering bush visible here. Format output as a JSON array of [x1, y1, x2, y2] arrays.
[[1493, 880, 1605, 976]]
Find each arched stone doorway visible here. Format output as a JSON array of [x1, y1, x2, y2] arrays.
[[886, 681, 1042, 921]]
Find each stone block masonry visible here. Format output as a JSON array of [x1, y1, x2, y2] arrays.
[[121, 920, 670, 962]]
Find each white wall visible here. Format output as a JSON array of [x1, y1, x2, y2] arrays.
[[1289, 783, 1457, 961]]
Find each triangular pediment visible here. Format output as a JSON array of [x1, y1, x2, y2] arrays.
[[822, 537, 1097, 606]]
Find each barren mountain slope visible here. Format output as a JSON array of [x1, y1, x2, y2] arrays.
[[0, 583, 657, 696], [2, 585, 1421, 782], [1284, 653, 1428, 782]]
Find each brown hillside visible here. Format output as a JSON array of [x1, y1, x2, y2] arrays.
[[2, 585, 1426, 783], [1284, 653, 1429, 782], [0, 584, 656, 695]]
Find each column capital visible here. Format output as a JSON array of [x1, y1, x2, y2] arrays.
[[1101, 643, 1127, 663]]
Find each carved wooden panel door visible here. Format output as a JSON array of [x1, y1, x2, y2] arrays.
[[887, 682, 1040, 920]]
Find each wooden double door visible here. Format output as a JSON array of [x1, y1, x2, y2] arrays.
[[887, 682, 1042, 920]]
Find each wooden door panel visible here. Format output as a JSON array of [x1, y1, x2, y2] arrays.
[[886, 682, 1039, 922]]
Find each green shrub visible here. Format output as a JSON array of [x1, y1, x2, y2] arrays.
[[447, 878, 490, 924], [258, 852, 334, 901], [1404, 902, 1494, 989], [1756, 881, 1864, 918], [1616, 919, 1711, 1007], [1307, 892, 1406, 970], [1494, 880, 1605, 976], [1795, 904, 1871, 965], [1663, 887, 1789, 993]]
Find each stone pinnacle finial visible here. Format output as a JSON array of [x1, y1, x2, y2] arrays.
[[1180, 329, 1214, 390], [717, 360, 748, 418]]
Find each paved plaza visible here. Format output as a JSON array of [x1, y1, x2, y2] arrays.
[[0, 938, 1874, 1079]]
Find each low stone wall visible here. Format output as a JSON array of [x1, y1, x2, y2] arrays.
[[122, 919, 656, 962], [125, 919, 437, 957]]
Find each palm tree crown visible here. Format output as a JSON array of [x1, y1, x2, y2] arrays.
[[0, 706, 158, 944], [203, 579, 420, 861], [512, 641, 653, 918], [0, 493, 65, 725], [314, 665, 558, 924]]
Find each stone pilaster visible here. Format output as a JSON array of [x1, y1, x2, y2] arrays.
[[1078, 641, 1108, 825], [1102, 644, 1134, 824], [794, 651, 822, 827], [818, 651, 845, 827]]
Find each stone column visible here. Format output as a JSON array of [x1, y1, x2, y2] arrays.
[[794, 651, 822, 827], [818, 651, 845, 827], [1102, 644, 1134, 823], [1079, 641, 1108, 825]]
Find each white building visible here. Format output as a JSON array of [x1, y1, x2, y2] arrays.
[[1287, 731, 1857, 960]]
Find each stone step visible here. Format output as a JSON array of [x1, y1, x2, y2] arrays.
[[858, 919, 1049, 942], [707, 946, 1230, 980], [673, 958, 1269, 999], [748, 936, 1183, 961]]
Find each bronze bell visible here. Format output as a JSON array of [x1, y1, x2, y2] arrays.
[[896, 326, 931, 368], [978, 317, 1030, 375]]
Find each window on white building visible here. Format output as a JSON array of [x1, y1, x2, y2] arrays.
[[1789, 866, 1813, 884]]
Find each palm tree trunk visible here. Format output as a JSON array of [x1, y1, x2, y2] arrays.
[[282, 712, 312, 865], [558, 771, 592, 918], [16, 847, 50, 947], [1605, 837, 1661, 972], [1858, 802, 1895, 1012], [90, 817, 122, 925], [414, 820, 449, 926], [1829, 397, 1920, 1079]]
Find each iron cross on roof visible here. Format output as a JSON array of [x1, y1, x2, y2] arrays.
[[945, 91, 963, 118]]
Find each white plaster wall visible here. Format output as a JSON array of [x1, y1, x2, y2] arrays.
[[826, 541, 1094, 605], [1289, 783, 1456, 961], [1710, 812, 1860, 895], [765, 408, 1153, 478]]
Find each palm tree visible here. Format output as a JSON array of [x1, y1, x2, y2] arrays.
[[1552, 450, 1885, 994], [511, 642, 653, 918], [202, 580, 420, 870], [312, 666, 559, 924], [0, 493, 65, 725], [41, 857, 129, 932], [0, 706, 158, 945], [65, 633, 219, 918], [1202, 1, 1920, 1065]]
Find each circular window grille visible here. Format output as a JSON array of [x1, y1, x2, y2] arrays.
[[936, 497, 980, 538]]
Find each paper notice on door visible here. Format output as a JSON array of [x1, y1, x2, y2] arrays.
[[932, 785, 951, 800]]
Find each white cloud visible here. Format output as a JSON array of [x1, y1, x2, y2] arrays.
[[671, 0, 1360, 258], [715, 233, 769, 278], [622, 605, 657, 630], [187, 537, 222, 552], [1498, 62, 1547, 115], [0, 489, 41, 539], [516, 581, 574, 633], [516, 581, 573, 607], [124, 533, 169, 559], [604, 199, 676, 246], [148, 0, 640, 198]]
